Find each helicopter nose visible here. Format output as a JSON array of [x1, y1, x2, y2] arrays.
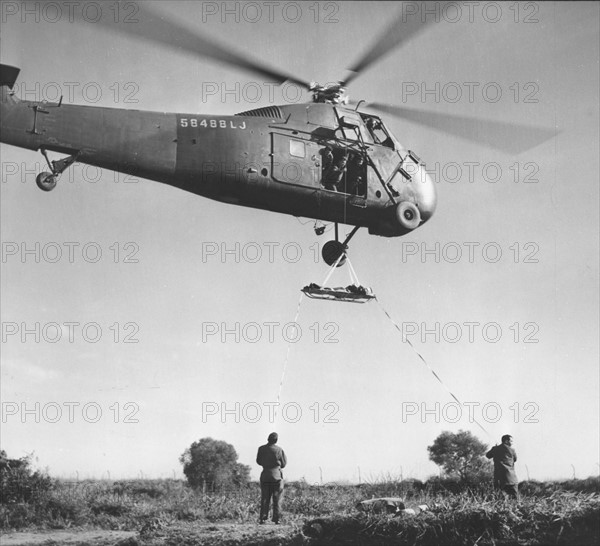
[[413, 163, 436, 222]]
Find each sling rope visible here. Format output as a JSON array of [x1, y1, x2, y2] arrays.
[[320, 251, 346, 286], [345, 255, 362, 287], [375, 298, 492, 440], [321, 251, 362, 287]]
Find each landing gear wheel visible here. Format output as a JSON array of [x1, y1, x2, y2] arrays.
[[396, 201, 421, 230], [37, 148, 79, 193], [36, 172, 57, 192], [322, 240, 347, 267]]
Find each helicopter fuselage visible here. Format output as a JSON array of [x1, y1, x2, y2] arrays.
[[1, 72, 436, 237]]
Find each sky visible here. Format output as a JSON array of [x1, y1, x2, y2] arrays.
[[1, 1, 599, 484]]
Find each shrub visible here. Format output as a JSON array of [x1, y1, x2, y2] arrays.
[[0, 450, 53, 505], [180, 438, 251, 491]]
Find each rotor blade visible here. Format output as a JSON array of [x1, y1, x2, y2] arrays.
[[367, 104, 557, 154], [343, 2, 455, 86], [73, 3, 310, 88]]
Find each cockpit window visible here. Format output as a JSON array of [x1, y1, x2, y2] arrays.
[[361, 115, 395, 150], [335, 110, 374, 144]]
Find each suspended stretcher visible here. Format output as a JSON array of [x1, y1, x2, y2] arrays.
[[301, 249, 376, 303], [302, 283, 375, 303]]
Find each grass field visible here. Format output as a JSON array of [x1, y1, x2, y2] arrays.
[[1, 474, 598, 545]]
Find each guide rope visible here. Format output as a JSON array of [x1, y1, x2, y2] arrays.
[[274, 291, 305, 424], [375, 298, 493, 440]]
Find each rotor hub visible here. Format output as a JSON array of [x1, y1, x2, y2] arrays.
[[309, 82, 349, 105]]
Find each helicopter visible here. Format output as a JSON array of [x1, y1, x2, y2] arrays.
[[0, 4, 554, 268]]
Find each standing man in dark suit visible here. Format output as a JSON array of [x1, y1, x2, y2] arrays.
[[257, 432, 287, 524], [486, 434, 519, 499]]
